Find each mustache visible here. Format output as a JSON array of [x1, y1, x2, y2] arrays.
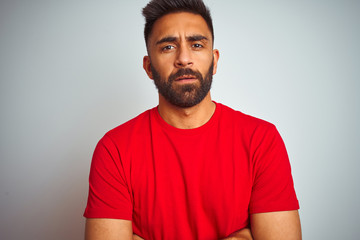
[[168, 68, 203, 82]]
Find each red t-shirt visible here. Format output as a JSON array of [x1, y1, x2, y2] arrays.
[[84, 103, 299, 240]]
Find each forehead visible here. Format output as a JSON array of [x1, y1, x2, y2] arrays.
[[149, 12, 212, 45]]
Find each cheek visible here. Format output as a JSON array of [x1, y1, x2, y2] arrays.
[[196, 51, 213, 63], [198, 55, 214, 73], [154, 65, 174, 81], [150, 59, 173, 78]]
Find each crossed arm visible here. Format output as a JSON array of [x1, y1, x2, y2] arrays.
[[85, 210, 301, 240]]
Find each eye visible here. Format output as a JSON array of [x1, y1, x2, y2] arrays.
[[192, 43, 203, 48], [162, 45, 175, 51]]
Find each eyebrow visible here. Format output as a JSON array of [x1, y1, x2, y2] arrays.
[[187, 35, 208, 42], [155, 35, 209, 45]]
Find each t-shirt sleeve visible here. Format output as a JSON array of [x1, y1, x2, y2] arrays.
[[249, 124, 299, 214], [83, 134, 133, 220]]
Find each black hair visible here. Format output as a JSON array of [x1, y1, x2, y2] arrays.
[[142, 0, 214, 47]]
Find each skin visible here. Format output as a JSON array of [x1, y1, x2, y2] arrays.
[[143, 12, 219, 129], [250, 210, 302, 240], [85, 219, 133, 240], [85, 11, 301, 240]]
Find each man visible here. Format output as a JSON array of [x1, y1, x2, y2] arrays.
[[84, 0, 301, 239]]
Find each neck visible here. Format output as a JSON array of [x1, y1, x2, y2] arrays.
[[157, 93, 216, 129]]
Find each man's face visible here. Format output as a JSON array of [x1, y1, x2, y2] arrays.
[[143, 12, 219, 108]]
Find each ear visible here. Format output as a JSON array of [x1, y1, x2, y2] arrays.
[[143, 56, 153, 79], [212, 49, 220, 75]]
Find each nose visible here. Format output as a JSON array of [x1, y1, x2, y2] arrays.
[[175, 46, 193, 68]]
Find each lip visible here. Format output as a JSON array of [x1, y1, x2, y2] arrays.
[[175, 75, 197, 83]]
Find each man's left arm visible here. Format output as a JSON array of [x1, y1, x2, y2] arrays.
[[250, 210, 301, 240], [246, 124, 301, 239]]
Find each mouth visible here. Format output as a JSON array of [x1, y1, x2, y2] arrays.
[[175, 75, 198, 83]]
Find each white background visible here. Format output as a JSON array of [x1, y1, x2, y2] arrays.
[[1, 0, 359, 239]]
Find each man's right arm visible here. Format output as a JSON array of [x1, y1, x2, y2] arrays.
[[85, 136, 136, 239], [85, 218, 133, 240]]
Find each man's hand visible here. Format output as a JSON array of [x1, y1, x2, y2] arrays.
[[221, 228, 253, 240]]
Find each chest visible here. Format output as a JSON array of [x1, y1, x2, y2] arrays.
[[128, 130, 253, 239]]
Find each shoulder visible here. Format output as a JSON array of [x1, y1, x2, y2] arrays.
[[216, 103, 283, 150], [98, 107, 155, 148], [218, 102, 276, 133]]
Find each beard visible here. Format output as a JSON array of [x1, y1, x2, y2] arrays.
[[151, 62, 214, 108]]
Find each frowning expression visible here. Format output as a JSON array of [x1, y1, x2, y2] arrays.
[[143, 12, 219, 107]]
